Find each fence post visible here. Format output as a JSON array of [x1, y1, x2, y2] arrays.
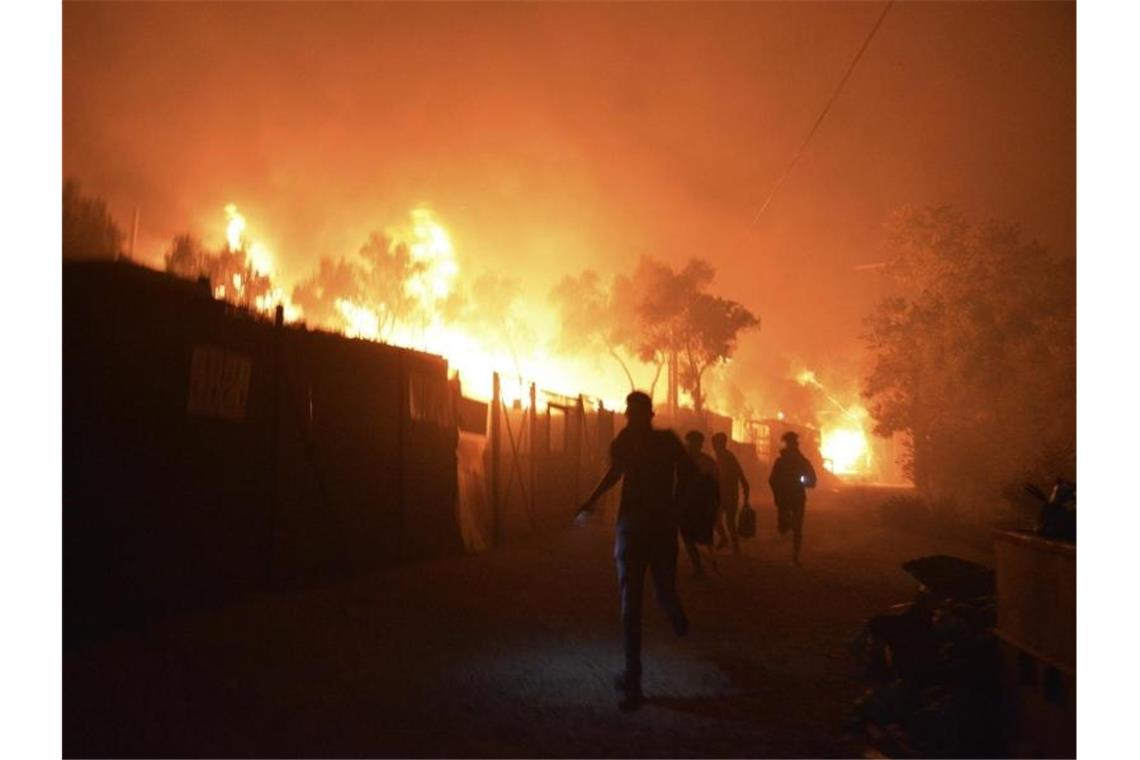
[[575, 394, 587, 505], [491, 372, 502, 545], [529, 382, 537, 523]]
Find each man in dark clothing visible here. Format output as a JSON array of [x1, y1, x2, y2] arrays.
[[678, 430, 719, 578], [577, 391, 690, 711], [767, 431, 817, 565], [711, 432, 750, 554]]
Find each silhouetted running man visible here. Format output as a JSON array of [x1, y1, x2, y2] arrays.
[[767, 431, 817, 565], [711, 432, 750, 554], [678, 430, 719, 578], [577, 391, 690, 711]]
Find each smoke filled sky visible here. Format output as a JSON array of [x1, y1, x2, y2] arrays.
[[64, 1, 1074, 398]]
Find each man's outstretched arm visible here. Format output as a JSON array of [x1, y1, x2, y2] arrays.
[[578, 463, 622, 514]]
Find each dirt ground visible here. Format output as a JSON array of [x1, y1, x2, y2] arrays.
[[64, 487, 995, 758]]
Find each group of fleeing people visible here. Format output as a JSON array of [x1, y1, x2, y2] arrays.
[[576, 391, 818, 710]]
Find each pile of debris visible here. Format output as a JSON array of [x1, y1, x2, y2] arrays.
[[848, 555, 1001, 758]]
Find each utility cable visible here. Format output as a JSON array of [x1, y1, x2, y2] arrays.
[[752, 0, 895, 224]]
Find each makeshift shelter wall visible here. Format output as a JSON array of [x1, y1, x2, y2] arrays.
[[271, 328, 460, 576], [64, 262, 459, 640], [65, 264, 276, 637], [402, 365, 462, 559]]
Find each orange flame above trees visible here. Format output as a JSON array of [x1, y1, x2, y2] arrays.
[[285, 207, 631, 407], [185, 204, 757, 422]]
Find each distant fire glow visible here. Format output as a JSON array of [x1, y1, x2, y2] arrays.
[[224, 206, 624, 408], [218, 203, 297, 320], [225, 203, 275, 276], [335, 298, 382, 340], [205, 204, 873, 436], [224, 203, 245, 252], [405, 208, 459, 302], [796, 368, 873, 476], [821, 424, 871, 475]]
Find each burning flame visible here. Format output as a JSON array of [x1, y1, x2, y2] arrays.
[[225, 203, 245, 252], [225, 203, 275, 276], [248, 243, 275, 278], [820, 416, 871, 475], [323, 208, 461, 341], [405, 208, 458, 302], [201, 203, 662, 413], [335, 297, 382, 339], [796, 367, 872, 475], [216, 203, 298, 319], [313, 208, 629, 408], [201, 201, 878, 446]]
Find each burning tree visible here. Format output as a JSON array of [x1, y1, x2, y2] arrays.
[[288, 256, 361, 328], [162, 204, 288, 315], [163, 231, 274, 310], [552, 255, 759, 412], [291, 209, 464, 343], [163, 233, 204, 279], [550, 270, 644, 391], [63, 179, 123, 260], [292, 233, 429, 340], [628, 256, 759, 414], [862, 206, 1075, 512]]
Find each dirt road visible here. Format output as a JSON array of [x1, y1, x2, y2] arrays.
[[65, 487, 994, 758]]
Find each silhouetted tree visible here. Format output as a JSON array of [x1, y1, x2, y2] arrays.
[[675, 293, 759, 414], [631, 256, 758, 414], [290, 232, 430, 339], [163, 232, 272, 309], [62, 179, 123, 260], [553, 256, 759, 410], [862, 206, 1075, 513], [356, 233, 427, 337], [291, 256, 362, 326], [164, 233, 205, 279], [550, 270, 640, 390]]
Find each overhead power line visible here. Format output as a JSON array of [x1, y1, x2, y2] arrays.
[[752, 0, 895, 225]]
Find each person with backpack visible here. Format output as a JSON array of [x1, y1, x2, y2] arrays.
[[711, 432, 751, 553], [678, 430, 720, 578], [767, 431, 817, 565]]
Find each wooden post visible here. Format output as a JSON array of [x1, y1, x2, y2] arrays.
[[529, 382, 537, 522], [490, 372, 502, 545], [667, 351, 679, 420], [575, 394, 586, 505]]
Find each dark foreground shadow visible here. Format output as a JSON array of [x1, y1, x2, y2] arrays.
[[646, 651, 804, 724], [648, 691, 773, 723]]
